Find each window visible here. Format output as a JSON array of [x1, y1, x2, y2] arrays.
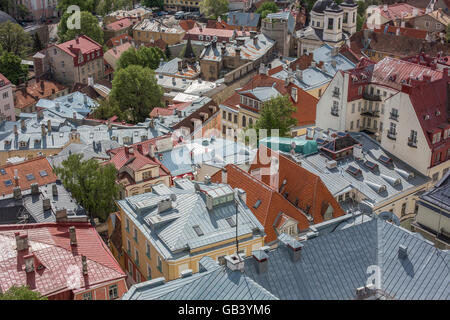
[[432, 172, 439, 182], [142, 171, 152, 180], [242, 115, 246, 127], [147, 264, 152, 279], [223, 110, 226, 118], [338, 18, 341, 29], [234, 114, 237, 124], [443, 167, 449, 176], [127, 239, 131, 255], [222, 125, 226, 135], [379, 121, 383, 132], [373, 120, 377, 130], [82, 292, 93, 300], [434, 152, 441, 164], [328, 18, 333, 30], [135, 248, 139, 266], [108, 284, 118, 299], [128, 260, 133, 277], [136, 272, 141, 283], [331, 101, 339, 116], [351, 103, 355, 113], [409, 130, 417, 146], [358, 101, 361, 112], [353, 12, 355, 23], [344, 12, 348, 24], [228, 113, 232, 121], [2, 91, 8, 99], [357, 119, 360, 128], [226, 217, 236, 227], [350, 121, 354, 130], [126, 218, 130, 232], [146, 242, 151, 258], [157, 256, 162, 273], [193, 225, 204, 236], [390, 108, 399, 120], [358, 86, 362, 95], [388, 122, 397, 139], [26, 173, 35, 181], [433, 132, 441, 144], [401, 203, 406, 217]]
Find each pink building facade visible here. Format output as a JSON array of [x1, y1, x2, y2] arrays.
[[0, 73, 15, 122], [19, 0, 59, 21]]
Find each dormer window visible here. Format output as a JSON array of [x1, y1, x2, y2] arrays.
[[433, 132, 441, 144]]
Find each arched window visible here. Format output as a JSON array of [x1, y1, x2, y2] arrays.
[[249, 118, 253, 127], [242, 115, 246, 127]]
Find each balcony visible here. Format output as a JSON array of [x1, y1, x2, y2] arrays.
[[408, 137, 418, 148], [362, 90, 381, 101], [389, 112, 399, 121], [387, 130, 397, 140], [331, 108, 339, 117], [361, 109, 380, 117]]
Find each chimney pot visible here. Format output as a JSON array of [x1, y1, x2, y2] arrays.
[[69, 226, 77, 246], [81, 255, 88, 275], [16, 233, 29, 251]]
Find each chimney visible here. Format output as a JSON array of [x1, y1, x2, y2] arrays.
[[23, 254, 35, 273], [30, 183, 39, 195], [13, 186, 22, 200], [331, 59, 337, 68], [47, 120, 51, 133], [42, 198, 51, 211], [15, 232, 29, 251], [13, 124, 18, 135], [204, 175, 211, 184], [253, 249, 269, 274], [398, 245, 408, 259], [55, 209, 67, 222], [237, 188, 246, 203], [41, 124, 46, 136], [81, 255, 88, 275], [224, 253, 245, 272], [137, 144, 143, 154], [288, 240, 303, 262], [178, 60, 182, 71], [52, 184, 58, 196], [75, 36, 80, 44], [221, 167, 227, 183], [69, 226, 77, 246], [20, 119, 26, 131], [396, 27, 400, 36], [37, 109, 44, 119]]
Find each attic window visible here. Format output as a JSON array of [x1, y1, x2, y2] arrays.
[[4, 180, 12, 186], [26, 173, 35, 181], [364, 160, 378, 171], [379, 155, 392, 165], [253, 199, 261, 209], [346, 165, 362, 177], [226, 217, 236, 227], [193, 225, 204, 236], [0, 169, 5, 175], [39, 170, 48, 177]]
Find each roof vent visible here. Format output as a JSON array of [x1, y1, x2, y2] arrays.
[[180, 269, 193, 278], [394, 168, 414, 180], [381, 174, 401, 186], [365, 181, 386, 193], [326, 160, 337, 169], [355, 284, 376, 300], [398, 245, 408, 259]]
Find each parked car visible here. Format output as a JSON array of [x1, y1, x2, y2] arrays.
[[174, 11, 185, 19]]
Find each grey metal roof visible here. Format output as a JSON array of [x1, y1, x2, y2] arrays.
[[419, 170, 450, 213], [244, 217, 450, 300], [291, 132, 429, 207], [123, 217, 450, 300], [312, 44, 356, 76], [122, 257, 278, 300], [227, 12, 261, 27], [116, 179, 265, 260]]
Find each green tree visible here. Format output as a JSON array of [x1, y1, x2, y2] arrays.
[[256, 1, 279, 19], [117, 46, 166, 70], [199, 0, 229, 19], [32, 33, 43, 52], [110, 65, 163, 123], [447, 24, 450, 42], [54, 154, 120, 222], [0, 21, 32, 57], [143, 0, 164, 9], [58, 0, 96, 12], [91, 97, 128, 121], [0, 286, 47, 300], [58, 11, 104, 44], [0, 51, 28, 85], [16, 4, 31, 21], [252, 95, 297, 138]]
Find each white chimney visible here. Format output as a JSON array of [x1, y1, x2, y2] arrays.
[[24, 254, 35, 273], [15, 232, 29, 251], [222, 168, 227, 184]]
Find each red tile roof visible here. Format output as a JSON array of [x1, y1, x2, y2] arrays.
[[186, 27, 243, 38], [149, 102, 192, 117], [105, 18, 132, 31], [378, 3, 424, 20], [13, 79, 68, 110], [0, 73, 11, 87], [106, 34, 134, 48], [212, 149, 344, 243], [368, 24, 428, 39], [0, 157, 57, 195], [0, 222, 126, 298], [56, 35, 102, 57], [179, 19, 200, 31]]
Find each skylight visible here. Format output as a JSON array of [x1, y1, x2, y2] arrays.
[[379, 155, 393, 165], [364, 160, 378, 170], [226, 217, 236, 228], [254, 199, 261, 209], [39, 170, 48, 177], [193, 225, 204, 237], [346, 165, 362, 177], [4, 180, 12, 186], [0, 169, 5, 175], [26, 173, 35, 181]]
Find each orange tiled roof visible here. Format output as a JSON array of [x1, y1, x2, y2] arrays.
[[105, 17, 133, 31], [13, 80, 68, 110], [0, 157, 58, 195]]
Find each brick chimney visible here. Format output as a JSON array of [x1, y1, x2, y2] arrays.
[[47, 119, 51, 133], [81, 255, 88, 275], [221, 167, 227, 183], [23, 254, 35, 273], [15, 232, 29, 251], [137, 144, 143, 154], [69, 226, 77, 246], [42, 198, 51, 211], [55, 208, 67, 222]]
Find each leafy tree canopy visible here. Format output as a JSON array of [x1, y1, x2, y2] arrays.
[[0, 286, 47, 300], [143, 0, 164, 10], [110, 65, 163, 123], [117, 45, 166, 70], [58, 11, 104, 44], [199, 0, 229, 19], [91, 97, 129, 122], [96, 0, 133, 16], [256, 2, 279, 18], [0, 51, 28, 85], [54, 154, 120, 222], [58, 0, 96, 12], [252, 95, 297, 138], [0, 21, 32, 57]]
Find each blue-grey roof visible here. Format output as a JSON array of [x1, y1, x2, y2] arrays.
[[290, 132, 429, 208], [155, 58, 200, 78], [227, 12, 261, 27], [244, 218, 450, 299], [123, 217, 450, 300], [122, 257, 278, 300], [419, 170, 450, 213], [271, 66, 333, 91], [312, 44, 356, 76], [116, 179, 265, 260], [36, 92, 97, 120]]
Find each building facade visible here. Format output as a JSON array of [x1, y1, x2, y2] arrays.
[[0, 73, 15, 122]]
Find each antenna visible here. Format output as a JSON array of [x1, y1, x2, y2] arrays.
[[235, 196, 239, 255]]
